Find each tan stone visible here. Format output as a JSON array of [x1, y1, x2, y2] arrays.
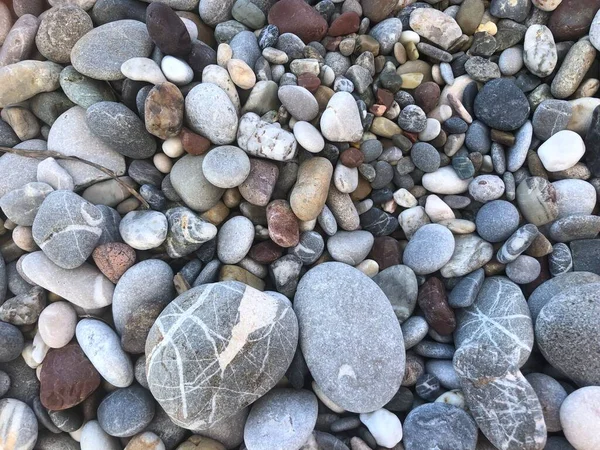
[[290, 157, 333, 221], [219, 265, 265, 291], [371, 117, 401, 138], [0, 60, 63, 108], [200, 201, 230, 226], [226, 58, 256, 90], [125, 432, 165, 450]]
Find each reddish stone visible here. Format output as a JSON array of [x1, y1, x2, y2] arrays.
[[92, 242, 136, 283], [249, 240, 285, 264], [340, 147, 365, 168], [297, 73, 321, 93], [266, 199, 300, 248], [376, 89, 394, 109], [548, 0, 600, 41], [417, 277, 456, 336], [369, 236, 402, 270], [370, 104, 387, 116], [144, 82, 184, 139], [414, 82, 441, 114], [268, 0, 328, 43], [40, 343, 101, 411], [323, 36, 342, 51], [328, 11, 360, 37], [239, 159, 279, 206], [404, 131, 419, 143], [181, 127, 211, 155]]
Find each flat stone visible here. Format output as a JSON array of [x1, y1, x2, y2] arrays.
[[278, 85, 319, 122], [0, 182, 53, 226], [267, 0, 328, 43], [560, 386, 600, 450], [403, 224, 455, 275], [533, 99, 572, 141], [476, 199, 520, 242], [0, 14, 38, 67], [294, 262, 404, 413], [37, 301, 77, 349], [146, 2, 191, 57], [266, 199, 299, 248], [448, 268, 484, 308], [409, 8, 462, 50], [474, 78, 530, 131], [523, 25, 557, 78], [526, 373, 568, 432], [119, 210, 168, 250], [327, 230, 373, 265], [217, 216, 254, 264], [98, 385, 155, 437], [92, 242, 136, 283], [70, 20, 153, 80], [202, 145, 250, 188], [440, 234, 494, 278], [418, 277, 456, 335], [239, 158, 279, 207], [185, 83, 238, 145], [0, 322, 24, 363], [0, 286, 45, 326], [320, 91, 363, 142], [490, 0, 531, 22], [547, 0, 600, 41], [59, 65, 116, 109]]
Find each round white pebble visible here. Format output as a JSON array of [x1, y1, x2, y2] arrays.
[[360, 408, 403, 448], [537, 130, 585, 172], [153, 153, 173, 174], [162, 136, 184, 158], [293, 121, 325, 153], [161, 55, 194, 86], [38, 301, 77, 348], [560, 386, 600, 450]]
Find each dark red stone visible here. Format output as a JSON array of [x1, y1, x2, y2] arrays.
[[146, 2, 192, 57], [414, 82, 441, 114], [249, 240, 285, 264], [376, 89, 394, 109], [340, 147, 365, 168], [548, 0, 600, 41], [369, 236, 402, 270], [328, 11, 361, 37], [323, 36, 343, 51], [268, 0, 329, 43], [40, 343, 101, 411], [404, 131, 419, 143], [297, 72, 321, 93], [417, 277, 456, 335], [181, 127, 211, 155], [266, 199, 300, 248]]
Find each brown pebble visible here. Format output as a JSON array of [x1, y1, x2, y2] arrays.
[[92, 242, 136, 284], [414, 82, 441, 114], [417, 277, 456, 335], [369, 236, 402, 270], [547, 0, 600, 41], [290, 157, 333, 221], [362, 0, 397, 23], [402, 353, 425, 386], [180, 127, 211, 155], [144, 81, 184, 139], [350, 176, 372, 201], [175, 435, 226, 450], [239, 158, 279, 206], [525, 232, 553, 257], [527, 151, 548, 179], [340, 147, 365, 168], [249, 240, 284, 264], [376, 88, 394, 109], [323, 35, 342, 51], [268, 0, 328, 43], [484, 260, 505, 276], [200, 201, 230, 225], [219, 265, 265, 291], [266, 199, 300, 248], [490, 129, 515, 146], [297, 72, 321, 93], [0, 14, 39, 67], [328, 11, 360, 37]]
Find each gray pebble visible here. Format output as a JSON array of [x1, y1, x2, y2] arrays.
[[97, 385, 155, 437], [475, 200, 520, 243], [549, 243, 573, 276]]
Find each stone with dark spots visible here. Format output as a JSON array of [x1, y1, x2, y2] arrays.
[[144, 82, 184, 140], [417, 277, 456, 336], [146, 2, 191, 57], [268, 0, 328, 43], [474, 78, 530, 131]]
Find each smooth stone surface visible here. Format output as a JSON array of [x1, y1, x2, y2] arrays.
[[98, 385, 155, 437], [523, 25, 557, 77], [0, 322, 24, 363], [80, 420, 120, 450], [38, 301, 77, 349], [551, 40, 596, 99], [217, 215, 254, 264], [171, 154, 225, 212], [537, 130, 585, 172], [532, 99, 572, 141], [119, 210, 168, 250], [0, 182, 53, 226], [278, 85, 319, 122], [202, 145, 250, 188], [327, 231, 374, 265], [403, 224, 455, 275], [373, 265, 419, 323], [409, 8, 462, 50], [146, 281, 298, 430], [0, 398, 38, 450], [475, 200, 520, 243], [422, 167, 471, 195], [553, 179, 596, 218], [560, 387, 600, 450], [320, 92, 363, 143], [0, 60, 63, 108], [71, 20, 153, 80], [525, 373, 567, 432], [59, 65, 116, 108], [359, 408, 403, 448], [294, 263, 404, 413], [448, 268, 484, 308]]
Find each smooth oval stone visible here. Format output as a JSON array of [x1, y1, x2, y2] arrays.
[[76, 318, 134, 388], [146, 281, 298, 430], [553, 179, 597, 218], [0, 398, 38, 450], [560, 386, 600, 450], [278, 85, 319, 122], [532, 99, 572, 141], [217, 215, 254, 264], [551, 40, 597, 99], [267, 0, 328, 44], [525, 373, 567, 432], [549, 215, 600, 242], [548, 0, 600, 41], [456, 277, 534, 367], [474, 78, 530, 131], [327, 231, 374, 265], [290, 157, 332, 221], [490, 0, 531, 21], [409, 8, 462, 50], [403, 224, 455, 275], [0, 60, 63, 108], [0, 14, 38, 67], [523, 25, 557, 78], [119, 210, 168, 250], [71, 20, 153, 80], [38, 301, 77, 349], [0, 321, 24, 363], [202, 145, 250, 188], [91, 0, 148, 25], [372, 265, 418, 323], [146, 2, 191, 57], [294, 262, 405, 413], [80, 420, 120, 450], [98, 385, 156, 437], [21, 251, 114, 309], [440, 234, 494, 278], [244, 389, 318, 450], [170, 154, 225, 212], [86, 101, 157, 159], [185, 82, 239, 145], [516, 177, 558, 226], [422, 166, 471, 195], [403, 403, 477, 450], [0, 182, 53, 226], [476, 199, 520, 243], [59, 65, 116, 108], [320, 91, 363, 143], [113, 260, 174, 354], [48, 106, 126, 189], [537, 130, 585, 172]]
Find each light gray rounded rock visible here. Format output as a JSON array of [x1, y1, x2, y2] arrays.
[[475, 200, 520, 243], [532, 99, 572, 141], [195, 406, 248, 449], [113, 260, 174, 354], [244, 389, 318, 450], [97, 385, 156, 437], [525, 372, 567, 432], [202, 145, 251, 188], [119, 210, 168, 251], [170, 154, 225, 213], [146, 281, 298, 430], [369, 18, 403, 55], [32, 190, 104, 269], [425, 359, 461, 390], [523, 25, 557, 77], [80, 420, 120, 450], [403, 224, 455, 275], [372, 264, 419, 323], [294, 262, 405, 413], [0, 182, 53, 226], [468, 175, 505, 203], [70, 20, 153, 80], [165, 207, 217, 259], [326, 230, 374, 265], [505, 255, 541, 284], [553, 179, 596, 219], [401, 316, 429, 350], [0, 398, 38, 450], [278, 85, 319, 121], [217, 215, 255, 264]]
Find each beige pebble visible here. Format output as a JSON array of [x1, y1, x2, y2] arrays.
[[405, 41, 419, 60], [299, 218, 317, 232], [428, 104, 453, 123], [227, 58, 256, 90], [3, 219, 17, 231], [431, 64, 443, 85], [476, 22, 497, 35], [175, 435, 226, 450], [217, 43, 232, 67], [222, 188, 242, 208], [438, 218, 477, 234], [0, 106, 40, 140], [425, 195, 455, 222], [121, 57, 167, 85], [394, 42, 407, 64], [355, 259, 379, 277], [290, 157, 333, 221], [153, 152, 173, 173], [400, 72, 424, 89], [262, 47, 288, 65], [125, 432, 166, 450], [162, 136, 184, 158], [12, 226, 38, 252], [22, 342, 37, 368], [38, 301, 77, 348]]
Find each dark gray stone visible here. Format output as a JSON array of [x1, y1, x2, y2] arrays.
[[448, 268, 484, 308], [289, 231, 324, 265], [549, 243, 573, 276], [415, 373, 442, 401], [0, 356, 40, 404], [91, 0, 148, 25], [474, 78, 530, 131], [34, 430, 80, 450], [549, 215, 600, 242], [398, 105, 427, 133], [97, 385, 156, 437], [411, 142, 441, 173], [465, 120, 491, 154], [525, 373, 567, 432], [164, 207, 217, 259], [373, 265, 419, 323], [412, 340, 455, 359], [496, 223, 539, 264], [0, 320, 25, 363], [48, 407, 84, 432], [0, 119, 19, 147], [144, 405, 187, 450], [96, 205, 122, 245], [571, 239, 600, 275], [359, 207, 398, 236]]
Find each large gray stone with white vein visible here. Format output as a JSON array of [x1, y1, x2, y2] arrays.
[[0, 398, 38, 450], [145, 281, 298, 431], [455, 277, 534, 368], [32, 190, 104, 269], [294, 262, 405, 413], [453, 344, 547, 450]]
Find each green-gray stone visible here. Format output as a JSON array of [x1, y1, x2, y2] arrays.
[[59, 66, 116, 108], [452, 155, 475, 179], [30, 92, 75, 126], [232, 0, 265, 29]]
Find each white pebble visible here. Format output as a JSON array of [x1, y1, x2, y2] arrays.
[[80, 421, 121, 450], [560, 386, 600, 450], [393, 188, 417, 208], [293, 121, 325, 153], [359, 408, 403, 448], [161, 56, 194, 86], [537, 130, 585, 172], [162, 136, 184, 158], [217, 43, 233, 67], [153, 153, 173, 173], [400, 30, 420, 45], [39, 301, 77, 348], [425, 194, 455, 222], [31, 330, 49, 365], [121, 57, 166, 85], [333, 162, 359, 194], [418, 118, 441, 141], [180, 17, 198, 41], [22, 342, 38, 368]]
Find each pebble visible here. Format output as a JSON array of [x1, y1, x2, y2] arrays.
[[294, 121, 325, 153], [170, 155, 224, 212], [217, 215, 255, 264], [146, 3, 191, 57], [268, 0, 328, 43], [38, 301, 76, 349], [98, 385, 155, 437], [186, 82, 238, 145], [327, 231, 374, 265], [550, 215, 600, 242], [409, 8, 462, 50], [403, 224, 455, 275], [359, 409, 402, 448], [422, 166, 471, 195], [161, 56, 194, 86], [475, 200, 520, 243], [525, 373, 568, 433], [119, 210, 168, 250], [80, 420, 121, 450], [532, 99, 572, 141], [523, 25, 557, 78], [560, 387, 600, 450], [401, 316, 429, 349], [0, 321, 24, 363], [278, 85, 319, 121], [202, 145, 250, 189], [373, 264, 418, 322], [537, 130, 585, 172], [238, 112, 297, 161], [468, 175, 505, 202], [551, 40, 597, 99], [0, 398, 38, 450], [474, 78, 530, 131], [505, 255, 541, 284]]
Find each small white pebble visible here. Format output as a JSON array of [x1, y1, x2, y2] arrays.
[[217, 43, 233, 67], [400, 30, 420, 45], [162, 136, 185, 158], [22, 343, 38, 369], [121, 57, 166, 85], [356, 259, 379, 277], [359, 408, 403, 448], [153, 153, 173, 173], [161, 56, 194, 86]]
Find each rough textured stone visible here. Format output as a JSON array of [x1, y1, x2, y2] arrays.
[[474, 78, 530, 131], [267, 0, 328, 43]]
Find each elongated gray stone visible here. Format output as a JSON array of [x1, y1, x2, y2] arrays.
[[372, 264, 419, 323], [448, 268, 484, 308], [506, 120, 533, 172], [0, 398, 38, 450], [146, 281, 298, 431], [496, 224, 539, 264], [440, 234, 494, 278]]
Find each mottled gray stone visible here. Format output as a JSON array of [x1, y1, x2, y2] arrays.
[[119, 210, 168, 250], [294, 262, 405, 413], [371, 264, 418, 323], [0, 140, 47, 200], [144, 405, 187, 450], [455, 277, 534, 368], [506, 121, 533, 172], [525, 373, 567, 432], [96, 205, 122, 245], [244, 389, 318, 450], [553, 179, 597, 219], [448, 268, 484, 308], [146, 281, 298, 430], [0, 398, 38, 450], [474, 78, 530, 131], [536, 283, 600, 386], [453, 344, 546, 450], [326, 231, 373, 265], [403, 224, 455, 275], [230, 30, 261, 67], [217, 216, 254, 264], [403, 403, 477, 450], [289, 231, 324, 265], [278, 85, 319, 122], [413, 340, 455, 359], [170, 155, 225, 212], [550, 215, 600, 242], [0, 287, 46, 326], [401, 316, 429, 350], [440, 233, 494, 279], [0, 182, 53, 226], [549, 243, 573, 276], [0, 322, 24, 363], [532, 99, 571, 141], [98, 385, 155, 437], [506, 255, 541, 284], [113, 260, 174, 354], [425, 359, 461, 390], [165, 207, 217, 259], [369, 18, 403, 55], [0, 356, 39, 404], [70, 20, 153, 80], [32, 191, 103, 269]]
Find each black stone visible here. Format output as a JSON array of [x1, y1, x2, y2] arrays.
[[359, 208, 399, 237], [188, 40, 217, 77], [415, 373, 442, 401], [443, 117, 468, 134], [469, 32, 497, 57], [474, 78, 530, 131], [585, 105, 600, 177], [128, 160, 164, 186], [462, 81, 479, 117]]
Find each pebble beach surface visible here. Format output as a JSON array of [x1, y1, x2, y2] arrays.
[[0, 0, 600, 449]]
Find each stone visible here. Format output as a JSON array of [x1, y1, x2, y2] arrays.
[[146, 3, 191, 57], [202, 146, 250, 189], [0, 182, 53, 226], [0, 322, 24, 363], [290, 158, 332, 221], [496, 224, 539, 264], [516, 177, 558, 226], [548, 0, 600, 41], [422, 166, 471, 195], [171, 154, 223, 212], [144, 82, 185, 140], [536, 283, 600, 386], [48, 106, 126, 189], [229, 30, 261, 68], [506, 255, 541, 284], [523, 25, 557, 78], [119, 210, 168, 250], [86, 101, 156, 159], [185, 83, 238, 145], [326, 231, 373, 265], [550, 215, 600, 242], [456, 277, 534, 367], [36, 157, 74, 191], [560, 386, 600, 450], [267, 0, 327, 43], [372, 265, 418, 323], [549, 243, 573, 276], [0, 14, 38, 67], [278, 85, 319, 122], [456, 0, 485, 35], [360, 208, 398, 237], [476, 200, 520, 243], [537, 130, 585, 172], [532, 100, 572, 141], [369, 18, 402, 55], [0, 60, 63, 108], [403, 224, 455, 275], [464, 57, 500, 83], [113, 260, 174, 354], [551, 40, 597, 99], [39, 343, 100, 410], [448, 268, 484, 308], [401, 316, 429, 350], [98, 385, 155, 437], [294, 262, 404, 413], [398, 105, 427, 133], [35, 5, 93, 64], [490, 0, 531, 22], [0, 398, 38, 450], [217, 216, 254, 264], [409, 8, 462, 50], [329, 12, 360, 37], [359, 409, 402, 448], [124, 432, 165, 450], [320, 92, 363, 142], [80, 420, 121, 450], [237, 113, 297, 161], [59, 65, 116, 109], [162, 56, 194, 86], [239, 158, 278, 207], [474, 78, 530, 131], [453, 344, 547, 450], [146, 282, 297, 430], [418, 276, 455, 335], [76, 318, 133, 388], [411, 143, 440, 173], [166, 207, 217, 259], [525, 373, 567, 433], [290, 231, 324, 265], [70, 20, 153, 80], [0, 286, 45, 326], [403, 403, 477, 450], [37, 301, 76, 349], [441, 234, 494, 278], [243, 389, 317, 450], [92, 242, 136, 283], [293, 121, 324, 154], [468, 175, 505, 203]]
